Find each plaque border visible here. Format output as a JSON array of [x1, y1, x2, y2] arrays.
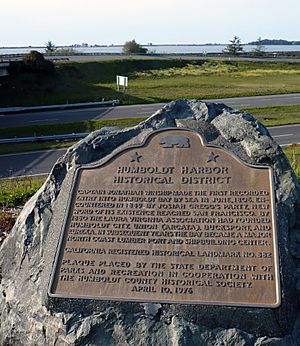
[[48, 128, 281, 308]]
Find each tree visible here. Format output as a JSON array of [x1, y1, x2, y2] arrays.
[[251, 37, 266, 56], [123, 40, 148, 54], [45, 40, 56, 53], [9, 50, 55, 74], [223, 36, 244, 55], [23, 51, 54, 73]]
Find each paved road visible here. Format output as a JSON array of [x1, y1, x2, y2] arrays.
[[0, 104, 164, 128], [0, 94, 299, 178], [268, 124, 300, 146], [1, 93, 300, 129], [207, 94, 300, 108], [0, 149, 65, 178], [0, 125, 298, 179]]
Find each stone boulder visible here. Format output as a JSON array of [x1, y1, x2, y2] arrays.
[[0, 100, 299, 345]]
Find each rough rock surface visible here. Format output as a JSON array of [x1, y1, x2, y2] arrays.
[[0, 100, 300, 345]]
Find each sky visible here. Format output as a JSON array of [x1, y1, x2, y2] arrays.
[[1, 0, 299, 47]]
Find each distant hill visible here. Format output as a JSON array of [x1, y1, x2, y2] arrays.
[[248, 39, 300, 45]]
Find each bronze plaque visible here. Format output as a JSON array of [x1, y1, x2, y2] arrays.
[[49, 128, 280, 307]]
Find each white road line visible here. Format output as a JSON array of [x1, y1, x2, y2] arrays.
[[236, 104, 252, 107], [28, 118, 59, 123], [280, 142, 300, 146], [270, 95, 300, 99], [245, 94, 300, 100], [136, 111, 151, 115], [120, 103, 166, 109], [272, 134, 293, 138], [71, 107, 110, 113], [269, 124, 300, 129], [225, 103, 251, 108], [3, 173, 49, 180]]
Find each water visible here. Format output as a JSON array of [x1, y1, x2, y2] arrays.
[[1, 45, 300, 55]]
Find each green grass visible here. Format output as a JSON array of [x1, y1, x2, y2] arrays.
[[0, 117, 146, 139], [243, 104, 300, 126], [0, 176, 46, 207], [0, 118, 146, 155], [283, 144, 300, 180], [2, 59, 300, 107], [133, 61, 300, 78], [0, 140, 78, 155]]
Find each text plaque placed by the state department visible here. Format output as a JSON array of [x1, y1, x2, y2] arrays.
[[49, 128, 280, 307]]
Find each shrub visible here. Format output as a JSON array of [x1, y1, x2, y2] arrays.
[[0, 211, 17, 245], [23, 50, 54, 73], [9, 51, 54, 75], [123, 40, 148, 54], [0, 176, 44, 208]]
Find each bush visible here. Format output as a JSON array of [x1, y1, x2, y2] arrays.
[[0, 211, 17, 245], [23, 50, 54, 73], [123, 40, 148, 54], [0, 176, 45, 208], [55, 47, 77, 55], [9, 50, 54, 75]]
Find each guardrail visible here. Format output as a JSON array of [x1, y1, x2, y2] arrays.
[[0, 133, 89, 144], [0, 99, 119, 114], [0, 52, 154, 61], [1, 51, 300, 59]]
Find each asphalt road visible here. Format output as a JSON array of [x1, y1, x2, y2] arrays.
[[0, 103, 164, 128], [0, 149, 66, 178], [0, 94, 299, 178], [0, 124, 298, 179], [268, 124, 300, 146], [1, 93, 300, 129]]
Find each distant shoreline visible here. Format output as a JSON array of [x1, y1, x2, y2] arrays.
[[2, 44, 300, 56], [1, 42, 300, 49], [1, 44, 226, 49]]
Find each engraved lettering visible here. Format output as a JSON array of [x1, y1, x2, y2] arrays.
[[50, 129, 279, 308]]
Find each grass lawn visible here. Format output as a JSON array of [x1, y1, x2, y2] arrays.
[[0, 117, 146, 140], [0, 176, 46, 207], [283, 144, 300, 180], [2, 59, 300, 107], [0, 118, 146, 155], [0, 140, 78, 155], [243, 104, 300, 126]]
